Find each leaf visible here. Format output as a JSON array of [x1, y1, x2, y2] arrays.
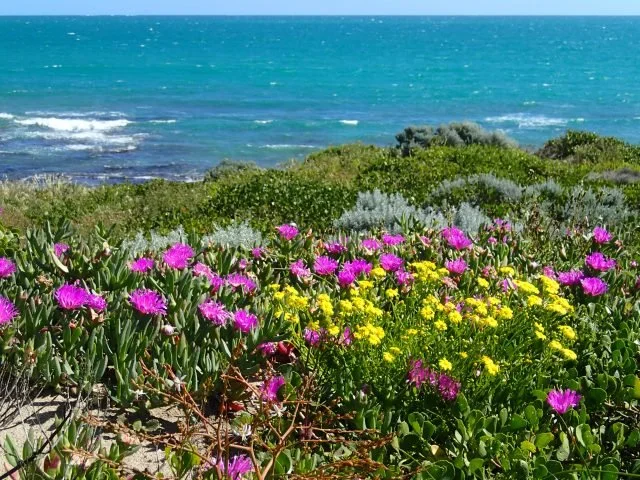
[[468, 458, 484, 473], [534, 432, 555, 449], [588, 388, 607, 405], [556, 432, 570, 461], [510, 414, 528, 431], [521, 440, 537, 453]]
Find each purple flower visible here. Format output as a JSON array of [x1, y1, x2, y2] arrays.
[[0, 296, 18, 326], [290, 259, 311, 279], [487, 236, 497, 245], [261, 376, 285, 402], [593, 227, 612, 244], [193, 262, 216, 282], [163, 243, 194, 270], [251, 247, 266, 259], [199, 300, 230, 326], [581, 277, 608, 296], [557, 270, 585, 286], [382, 233, 405, 246], [341, 327, 353, 346], [361, 238, 381, 252], [276, 224, 298, 241], [344, 259, 372, 277], [55, 284, 89, 310], [257, 342, 277, 356], [314, 256, 338, 276], [585, 252, 616, 272], [379, 253, 404, 272], [129, 289, 167, 316], [636, 277, 640, 290], [445, 258, 468, 275], [213, 455, 253, 480], [87, 293, 107, 312], [233, 310, 258, 333], [130, 257, 154, 273], [304, 328, 322, 346], [325, 242, 347, 255], [501, 278, 516, 292], [442, 227, 472, 250], [0, 257, 16, 278], [408, 360, 428, 388], [226, 274, 257, 293], [54, 243, 70, 257], [437, 374, 461, 401], [547, 388, 582, 414], [543, 266, 556, 278], [395, 269, 414, 286], [337, 269, 356, 288]]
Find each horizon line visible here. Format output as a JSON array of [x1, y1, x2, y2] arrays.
[[2, 13, 640, 17]]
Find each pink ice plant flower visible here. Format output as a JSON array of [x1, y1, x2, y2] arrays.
[[54, 243, 70, 257], [163, 243, 195, 270], [276, 224, 298, 241], [199, 300, 230, 326], [592, 226, 612, 244], [0, 257, 16, 278], [226, 273, 257, 293], [290, 259, 311, 279], [442, 227, 472, 250], [325, 242, 347, 255], [581, 277, 608, 296], [395, 269, 414, 286], [361, 238, 381, 252], [261, 375, 286, 402], [314, 256, 339, 276], [0, 296, 19, 326], [87, 293, 107, 312], [304, 328, 323, 346], [233, 310, 258, 333], [445, 258, 468, 275], [382, 233, 405, 246], [211, 454, 253, 480], [546, 388, 581, 414], [130, 257, 154, 273], [257, 342, 277, 356], [344, 259, 372, 276], [379, 253, 404, 272], [129, 289, 167, 316], [585, 252, 616, 272], [557, 270, 585, 286], [251, 247, 266, 259], [55, 284, 89, 310], [337, 269, 356, 288]]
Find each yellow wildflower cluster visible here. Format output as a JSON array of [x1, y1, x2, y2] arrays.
[[539, 276, 560, 295], [545, 295, 574, 316], [410, 261, 441, 282], [481, 356, 500, 375], [534, 322, 546, 340], [316, 293, 334, 317], [383, 346, 402, 363], [558, 325, 576, 341], [354, 323, 385, 345], [514, 280, 540, 295], [549, 339, 577, 361]]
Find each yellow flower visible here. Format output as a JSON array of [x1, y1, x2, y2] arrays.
[[459, 351, 468, 359], [389, 346, 402, 354], [269, 283, 281, 291], [484, 316, 498, 328], [496, 306, 513, 320], [527, 295, 543, 307], [534, 322, 545, 332], [477, 277, 490, 289], [327, 324, 340, 336], [383, 351, 396, 363], [540, 276, 560, 295], [558, 325, 576, 341], [385, 288, 399, 299], [448, 310, 463, 324], [307, 320, 320, 331], [420, 305, 435, 321], [481, 356, 500, 375], [549, 340, 563, 351], [487, 296, 501, 306], [359, 280, 374, 292], [499, 266, 515, 276], [514, 280, 540, 295], [439, 358, 453, 371], [339, 300, 354, 313], [434, 319, 448, 331], [561, 348, 577, 361], [370, 267, 386, 278], [534, 330, 547, 340], [406, 328, 419, 336], [352, 297, 366, 311], [274, 291, 286, 301]]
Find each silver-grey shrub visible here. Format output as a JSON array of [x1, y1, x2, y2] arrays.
[[201, 222, 263, 249]]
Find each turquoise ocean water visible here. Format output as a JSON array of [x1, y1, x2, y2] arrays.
[[1, 16, 639, 183]]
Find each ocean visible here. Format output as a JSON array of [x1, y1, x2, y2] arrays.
[[1, 16, 639, 183]]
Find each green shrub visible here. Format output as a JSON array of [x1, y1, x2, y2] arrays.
[[537, 130, 640, 164]]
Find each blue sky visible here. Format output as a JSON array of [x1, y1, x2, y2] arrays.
[[2, 0, 640, 15]]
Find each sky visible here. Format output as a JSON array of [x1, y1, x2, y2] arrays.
[[2, 0, 640, 16]]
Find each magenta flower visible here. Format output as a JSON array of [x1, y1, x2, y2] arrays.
[[54, 243, 70, 257], [257, 342, 277, 356], [304, 328, 323, 346], [290, 259, 311, 279], [226, 273, 257, 293], [337, 268, 356, 288], [592, 227, 612, 244], [261, 375, 285, 402], [219, 455, 253, 480], [437, 374, 461, 401], [87, 293, 107, 312], [163, 243, 194, 270], [193, 262, 217, 284], [130, 257, 154, 273], [408, 360, 428, 388], [0, 257, 16, 278], [0, 296, 19, 326], [55, 284, 89, 310], [129, 289, 167, 316], [487, 237, 497, 245], [233, 310, 258, 333], [251, 247, 266, 259], [341, 327, 353, 346], [557, 270, 585, 286], [379, 253, 404, 272], [314, 256, 338, 276], [543, 266, 556, 278], [445, 258, 468, 275], [636, 277, 640, 290], [276, 224, 298, 241], [547, 388, 581, 414], [442, 227, 472, 250], [199, 300, 230, 326], [585, 252, 616, 272], [361, 238, 381, 252], [581, 277, 608, 296], [325, 242, 347, 255], [382, 233, 405, 246], [395, 269, 414, 286], [344, 259, 372, 277]]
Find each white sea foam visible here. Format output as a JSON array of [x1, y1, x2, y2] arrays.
[[149, 119, 177, 124], [0, 113, 14, 120], [261, 144, 317, 149], [15, 117, 131, 132], [340, 120, 359, 126], [254, 120, 273, 124], [485, 114, 568, 128]]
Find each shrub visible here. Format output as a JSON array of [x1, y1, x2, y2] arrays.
[[201, 221, 263, 248], [537, 130, 640, 164]]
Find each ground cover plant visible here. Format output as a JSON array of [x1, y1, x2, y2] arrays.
[[1, 207, 639, 478]]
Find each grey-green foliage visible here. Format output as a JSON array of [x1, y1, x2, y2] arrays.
[[430, 173, 524, 205], [201, 222, 263, 249], [560, 186, 630, 226], [396, 121, 518, 156], [523, 179, 564, 199], [586, 168, 640, 185], [121, 226, 188, 256], [451, 202, 492, 234]]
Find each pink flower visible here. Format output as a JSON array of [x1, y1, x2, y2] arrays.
[[543, 266, 556, 278], [547, 388, 581, 414], [592, 227, 612, 244], [557, 270, 585, 286], [211, 454, 253, 480], [585, 252, 616, 272], [636, 277, 640, 290], [379, 253, 403, 272], [304, 328, 323, 346], [87, 293, 107, 312], [257, 342, 277, 356], [163, 243, 194, 270], [408, 360, 428, 388], [129, 289, 167, 315], [251, 247, 266, 259], [325, 242, 347, 255], [276, 224, 298, 241], [0, 296, 18, 326], [581, 277, 608, 296], [226, 274, 257, 293], [233, 310, 258, 333], [361, 238, 381, 252], [488, 237, 497, 245], [395, 269, 414, 286], [199, 300, 230, 326], [382, 233, 405, 246], [314, 256, 338, 276], [54, 243, 70, 257], [445, 258, 468, 275], [341, 327, 353, 346], [0, 257, 16, 278], [290, 259, 311, 279], [261, 376, 285, 402], [344, 259, 372, 276], [55, 284, 89, 310], [442, 227, 472, 250], [130, 257, 154, 273], [337, 269, 356, 288], [437, 374, 461, 401], [193, 262, 216, 282]]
